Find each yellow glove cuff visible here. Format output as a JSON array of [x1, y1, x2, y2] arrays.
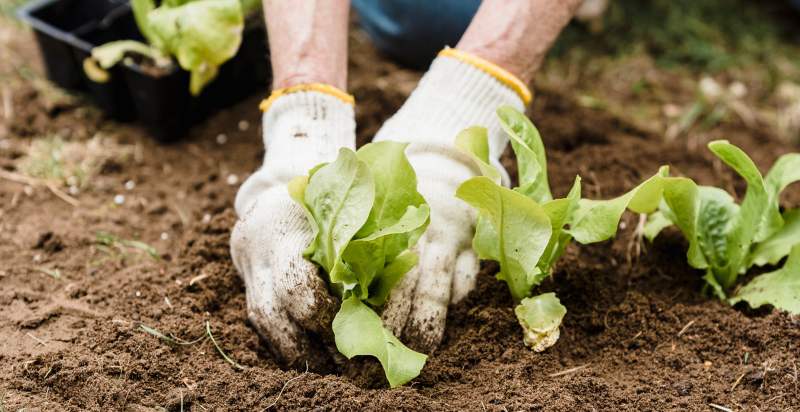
[[438, 47, 533, 105], [259, 83, 355, 112]]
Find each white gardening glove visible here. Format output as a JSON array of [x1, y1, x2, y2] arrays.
[[230, 86, 355, 366], [375, 48, 531, 352]]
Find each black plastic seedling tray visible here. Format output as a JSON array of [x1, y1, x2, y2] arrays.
[[18, 0, 270, 141]]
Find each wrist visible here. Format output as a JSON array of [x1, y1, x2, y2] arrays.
[[272, 71, 347, 91], [374, 49, 527, 165]]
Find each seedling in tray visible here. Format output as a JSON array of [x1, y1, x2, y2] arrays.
[[91, 0, 261, 95], [455, 106, 669, 351], [289, 141, 430, 388]]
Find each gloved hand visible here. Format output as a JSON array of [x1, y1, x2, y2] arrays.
[[230, 85, 356, 366], [375, 48, 531, 351]]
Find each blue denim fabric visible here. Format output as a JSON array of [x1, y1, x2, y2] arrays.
[[352, 0, 481, 68]]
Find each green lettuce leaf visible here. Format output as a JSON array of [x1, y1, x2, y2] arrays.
[[645, 140, 799, 299], [537, 176, 581, 277], [131, 0, 158, 46], [568, 167, 668, 244], [333, 296, 427, 388], [290, 143, 429, 387], [91, 40, 170, 70], [341, 205, 429, 298], [456, 177, 553, 301], [496, 105, 552, 203], [707, 141, 769, 282], [303, 149, 374, 283], [455, 126, 502, 183], [730, 245, 800, 314], [355, 141, 426, 238], [749, 209, 800, 267], [147, 0, 244, 95], [365, 250, 419, 307], [759, 153, 800, 241], [514, 292, 567, 352], [642, 209, 673, 242]]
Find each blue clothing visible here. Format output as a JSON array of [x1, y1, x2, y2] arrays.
[[352, 0, 481, 69]]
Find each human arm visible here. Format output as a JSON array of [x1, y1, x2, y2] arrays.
[[264, 0, 349, 89], [458, 0, 581, 85]]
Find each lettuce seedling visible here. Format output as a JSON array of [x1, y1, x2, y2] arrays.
[[90, 0, 260, 95], [289, 141, 430, 388], [456, 106, 668, 351], [644, 141, 800, 312]]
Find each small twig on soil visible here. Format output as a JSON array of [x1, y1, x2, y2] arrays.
[[182, 378, 197, 390], [189, 273, 209, 286], [139, 324, 205, 346], [548, 363, 590, 378], [0, 169, 37, 185], [2, 86, 13, 121], [761, 360, 773, 390], [731, 372, 746, 392], [0, 170, 80, 207], [708, 403, 733, 412], [172, 202, 190, 227], [263, 362, 309, 411], [765, 394, 786, 404], [45, 182, 80, 207], [43, 365, 54, 380], [677, 319, 696, 337], [26, 332, 46, 346], [206, 321, 245, 371], [34, 267, 62, 280]]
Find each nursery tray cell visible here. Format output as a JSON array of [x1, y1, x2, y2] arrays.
[[18, 0, 271, 140]]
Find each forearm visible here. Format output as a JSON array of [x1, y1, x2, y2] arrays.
[[263, 0, 350, 89], [457, 0, 581, 85]]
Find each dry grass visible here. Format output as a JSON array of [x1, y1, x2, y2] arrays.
[[17, 134, 133, 189]]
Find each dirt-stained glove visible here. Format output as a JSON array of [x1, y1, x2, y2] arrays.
[[375, 48, 531, 351], [231, 85, 355, 366]]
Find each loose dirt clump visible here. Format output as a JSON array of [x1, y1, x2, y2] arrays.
[[1, 19, 799, 412]]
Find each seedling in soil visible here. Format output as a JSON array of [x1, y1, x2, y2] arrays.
[[456, 106, 668, 351], [644, 141, 800, 312], [94, 231, 160, 264], [90, 0, 261, 95], [289, 141, 430, 387]]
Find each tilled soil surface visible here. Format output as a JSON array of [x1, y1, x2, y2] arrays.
[[2, 21, 799, 412]]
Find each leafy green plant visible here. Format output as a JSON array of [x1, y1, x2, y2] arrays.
[[89, 0, 260, 95], [644, 141, 800, 312], [289, 141, 430, 387], [93, 231, 160, 265], [455, 106, 668, 350]]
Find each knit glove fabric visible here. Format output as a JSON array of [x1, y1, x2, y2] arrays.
[[374, 48, 529, 351], [231, 86, 355, 366]]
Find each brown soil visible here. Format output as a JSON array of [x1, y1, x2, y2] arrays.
[[2, 20, 799, 412]]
